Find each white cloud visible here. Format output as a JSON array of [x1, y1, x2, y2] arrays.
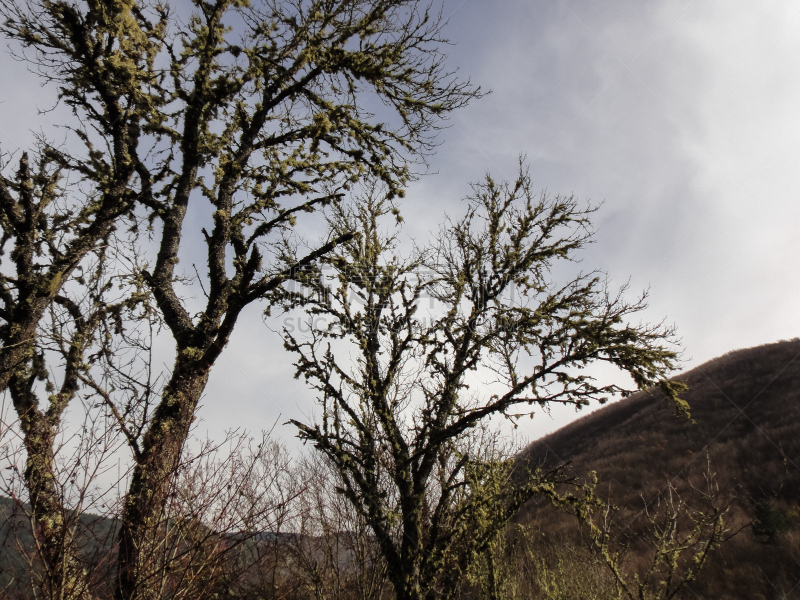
[[3, 0, 800, 447]]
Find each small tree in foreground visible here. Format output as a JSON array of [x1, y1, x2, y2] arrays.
[[463, 464, 733, 600], [571, 473, 732, 600], [281, 165, 687, 600]]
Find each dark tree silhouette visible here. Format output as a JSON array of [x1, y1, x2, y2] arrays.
[[282, 165, 686, 600], [0, 0, 479, 597]]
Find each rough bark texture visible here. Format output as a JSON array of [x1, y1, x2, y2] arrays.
[[10, 378, 92, 600], [115, 356, 210, 600]]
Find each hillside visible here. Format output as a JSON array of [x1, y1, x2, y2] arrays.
[[0, 495, 120, 595], [4, 340, 800, 599], [519, 338, 800, 599]]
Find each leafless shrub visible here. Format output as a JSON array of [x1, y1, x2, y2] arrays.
[[574, 463, 734, 600], [287, 452, 391, 600]]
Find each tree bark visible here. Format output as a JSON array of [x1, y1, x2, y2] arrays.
[[12, 379, 92, 600], [0, 306, 44, 394], [114, 353, 210, 600]]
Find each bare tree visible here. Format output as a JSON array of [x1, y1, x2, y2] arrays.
[[0, 233, 149, 599], [280, 166, 686, 600], [0, 0, 480, 596], [1, 391, 128, 600], [464, 467, 731, 600], [0, 3, 166, 578], [142, 432, 304, 600], [289, 451, 392, 600], [1, 415, 306, 600], [575, 472, 731, 600]]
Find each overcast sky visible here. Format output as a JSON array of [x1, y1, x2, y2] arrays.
[[2, 0, 800, 448]]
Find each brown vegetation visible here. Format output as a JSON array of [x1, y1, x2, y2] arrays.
[[3, 340, 797, 599], [518, 338, 800, 599]]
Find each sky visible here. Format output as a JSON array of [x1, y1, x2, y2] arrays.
[[2, 0, 800, 450]]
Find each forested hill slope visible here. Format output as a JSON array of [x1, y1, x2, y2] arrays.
[[519, 338, 800, 599]]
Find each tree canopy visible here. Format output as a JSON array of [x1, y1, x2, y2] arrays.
[[0, 0, 478, 597], [281, 165, 686, 600]]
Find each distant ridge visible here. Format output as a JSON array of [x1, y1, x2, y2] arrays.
[[525, 338, 800, 467]]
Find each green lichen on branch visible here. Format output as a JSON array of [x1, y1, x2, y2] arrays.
[[1, 1, 481, 598], [282, 165, 686, 600]]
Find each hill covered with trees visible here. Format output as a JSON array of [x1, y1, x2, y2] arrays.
[[513, 338, 800, 599]]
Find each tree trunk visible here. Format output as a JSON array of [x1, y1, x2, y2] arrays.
[[388, 555, 426, 600], [14, 385, 91, 600], [114, 354, 210, 600], [0, 299, 47, 393]]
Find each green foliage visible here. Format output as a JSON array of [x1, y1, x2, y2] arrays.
[[752, 499, 788, 544]]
